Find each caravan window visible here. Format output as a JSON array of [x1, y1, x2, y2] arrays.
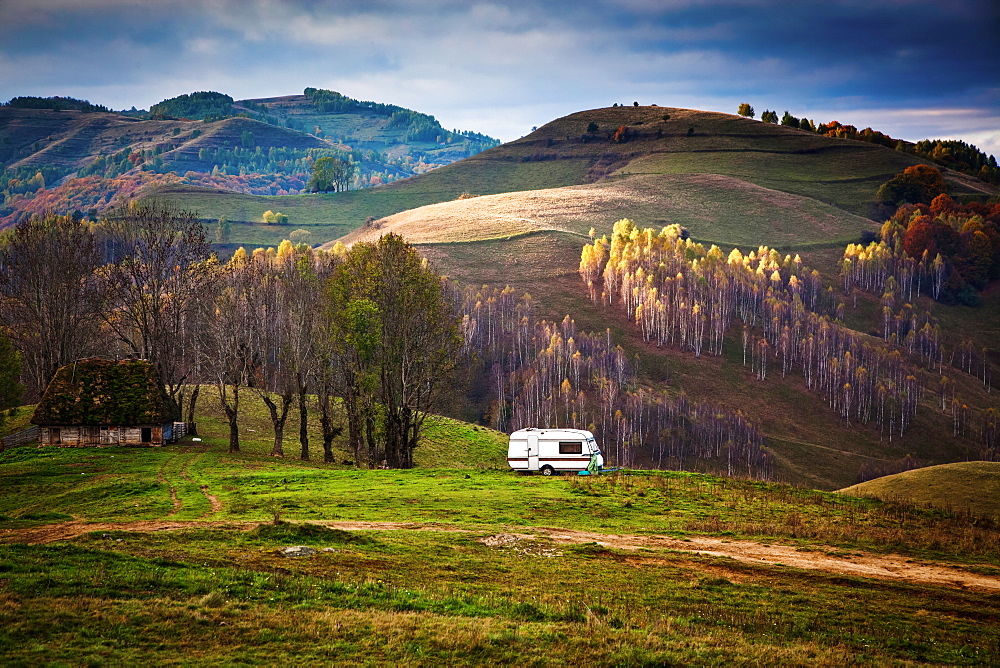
[[558, 441, 583, 454]]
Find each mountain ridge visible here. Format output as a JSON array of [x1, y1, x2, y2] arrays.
[[0, 89, 501, 228]]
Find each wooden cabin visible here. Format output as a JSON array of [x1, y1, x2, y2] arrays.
[[31, 358, 180, 447]]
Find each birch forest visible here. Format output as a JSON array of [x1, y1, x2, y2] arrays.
[[579, 219, 998, 461]]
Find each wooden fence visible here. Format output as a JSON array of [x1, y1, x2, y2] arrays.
[[0, 425, 39, 450]]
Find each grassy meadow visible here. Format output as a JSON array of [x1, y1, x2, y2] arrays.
[[2, 390, 1000, 664], [338, 173, 877, 250]]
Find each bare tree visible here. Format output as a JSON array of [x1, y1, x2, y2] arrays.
[[203, 251, 259, 453], [246, 264, 294, 457], [99, 200, 209, 409], [0, 214, 103, 400]]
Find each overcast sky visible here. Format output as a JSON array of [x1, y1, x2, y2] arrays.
[[1, 0, 997, 154]]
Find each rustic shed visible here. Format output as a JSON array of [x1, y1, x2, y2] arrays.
[[31, 358, 180, 447]]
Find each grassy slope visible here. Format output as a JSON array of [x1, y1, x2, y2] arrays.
[[2, 413, 1000, 664], [172, 105, 996, 252], [839, 462, 1000, 520], [153, 155, 588, 249], [338, 173, 877, 248]]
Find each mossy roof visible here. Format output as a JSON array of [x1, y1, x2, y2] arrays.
[[31, 358, 175, 426]]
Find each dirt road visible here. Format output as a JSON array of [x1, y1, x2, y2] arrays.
[[2, 519, 997, 592]]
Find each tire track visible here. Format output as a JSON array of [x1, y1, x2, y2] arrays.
[[157, 443, 219, 518]]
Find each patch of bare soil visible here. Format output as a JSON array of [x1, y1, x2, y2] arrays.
[[0, 520, 254, 544], [2, 520, 997, 592], [200, 485, 223, 515], [527, 527, 1000, 592]]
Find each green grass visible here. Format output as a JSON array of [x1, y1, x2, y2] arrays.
[[2, 393, 999, 564], [1, 487, 1000, 664], [2, 534, 996, 665], [1, 531, 998, 665], [0, 404, 35, 438], [3, 392, 1000, 664]]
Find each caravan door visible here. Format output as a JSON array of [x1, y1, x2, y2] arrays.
[[527, 431, 539, 471]]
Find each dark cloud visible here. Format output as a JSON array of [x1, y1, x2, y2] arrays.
[[0, 0, 996, 152]]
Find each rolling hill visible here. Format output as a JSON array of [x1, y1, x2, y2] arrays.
[[839, 461, 1000, 520], [332, 105, 995, 249]]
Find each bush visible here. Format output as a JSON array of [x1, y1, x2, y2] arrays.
[[262, 211, 288, 225], [858, 229, 881, 244], [956, 285, 981, 306]]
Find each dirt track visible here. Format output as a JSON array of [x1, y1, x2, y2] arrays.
[[2, 519, 998, 592]]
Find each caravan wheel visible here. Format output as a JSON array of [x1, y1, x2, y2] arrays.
[[540, 465, 557, 476]]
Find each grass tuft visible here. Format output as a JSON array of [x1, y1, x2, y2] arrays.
[[246, 521, 375, 546]]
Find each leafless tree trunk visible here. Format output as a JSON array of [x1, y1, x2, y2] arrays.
[[0, 214, 104, 400], [99, 200, 209, 412]]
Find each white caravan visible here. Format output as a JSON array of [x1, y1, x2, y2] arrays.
[[507, 428, 604, 475]]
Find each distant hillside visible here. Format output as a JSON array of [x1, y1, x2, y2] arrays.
[[307, 106, 998, 490], [314, 105, 995, 246], [839, 462, 1000, 520], [0, 89, 499, 228]]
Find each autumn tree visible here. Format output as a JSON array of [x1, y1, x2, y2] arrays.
[[876, 165, 947, 205], [273, 241, 339, 460], [203, 250, 259, 453], [246, 252, 296, 457], [327, 234, 461, 468], [737, 103, 755, 119], [263, 210, 288, 225]]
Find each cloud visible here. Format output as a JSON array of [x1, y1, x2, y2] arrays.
[[0, 0, 995, 153]]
